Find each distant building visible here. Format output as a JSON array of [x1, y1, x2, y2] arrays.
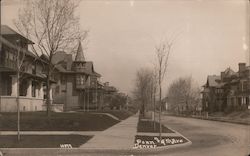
[[0, 25, 48, 112], [202, 63, 250, 113]]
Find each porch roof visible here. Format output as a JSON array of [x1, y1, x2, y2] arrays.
[[22, 72, 56, 83], [0, 66, 16, 72], [0, 36, 37, 59]]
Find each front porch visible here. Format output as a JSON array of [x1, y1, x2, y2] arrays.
[[227, 95, 249, 110], [0, 73, 56, 112]]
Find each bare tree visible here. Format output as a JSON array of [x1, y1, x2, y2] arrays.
[[15, 0, 88, 116], [152, 66, 158, 130], [15, 40, 25, 141], [155, 39, 173, 139], [133, 68, 155, 117], [167, 76, 201, 115]]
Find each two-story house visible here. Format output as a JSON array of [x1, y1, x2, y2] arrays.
[[0, 25, 49, 112], [52, 42, 104, 111], [202, 63, 250, 113]]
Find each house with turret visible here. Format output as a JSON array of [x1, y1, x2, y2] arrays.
[[52, 42, 109, 111]]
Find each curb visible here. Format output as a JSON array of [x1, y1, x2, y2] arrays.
[[167, 114, 250, 125], [132, 122, 192, 153]]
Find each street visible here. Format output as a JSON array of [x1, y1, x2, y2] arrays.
[[157, 115, 250, 156]]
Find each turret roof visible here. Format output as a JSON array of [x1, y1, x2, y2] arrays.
[[75, 41, 85, 62]]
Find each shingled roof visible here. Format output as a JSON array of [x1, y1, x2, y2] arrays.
[[1, 25, 34, 44], [207, 75, 222, 88]]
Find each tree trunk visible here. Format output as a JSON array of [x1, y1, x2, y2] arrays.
[[153, 87, 156, 131], [159, 82, 162, 140], [87, 88, 89, 111], [17, 71, 20, 141], [159, 72, 162, 140], [46, 71, 51, 117], [83, 90, 86, 112]]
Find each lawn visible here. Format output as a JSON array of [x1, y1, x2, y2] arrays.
[[137, 120, 174, 133], [0, 135, 92, 148], [0, 112, 119, 131]]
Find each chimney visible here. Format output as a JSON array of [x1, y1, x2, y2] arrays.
[[221, 72, 225, 81], [239, 63, 246, 73], [104, 82, 109, 87], [66, 54, 73, 71]]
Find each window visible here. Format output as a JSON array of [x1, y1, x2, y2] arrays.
[[32, 64, 36, 74], [80, 75, 85, 85], [76, 75, 81, 85], [242, 81, 248, 91], [61, 75, 66, 84], [32, 81, 36, 97], [55, 86, 60, 94], [76, 75, 85, 85]]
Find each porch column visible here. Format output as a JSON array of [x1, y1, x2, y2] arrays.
[[35, 85, 39, 98], [234, 97, 237, 107], [49, 87, 53, 101], [39, 83, 44, 99], [27, 79, 32, 97], [241, 96, 244, 106], [227, 96, 230, 107], [249, 95, 250, 108], [11, 75, 17, 96]]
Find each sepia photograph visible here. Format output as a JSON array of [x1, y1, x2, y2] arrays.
[[0, 0, 249, 155]]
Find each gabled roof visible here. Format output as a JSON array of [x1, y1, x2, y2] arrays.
[[75, 42, 85, 62], [84, 61, 101, 77], [224, 67, 236, 77], [1, 25, 34, 44], [207, 75, 221, 87], [51, 52, 101, 77]]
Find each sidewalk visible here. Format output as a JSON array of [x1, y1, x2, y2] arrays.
[[80, 112, 139, 149]]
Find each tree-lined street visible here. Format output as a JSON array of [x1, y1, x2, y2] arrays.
[[1, 0, 250, 155]]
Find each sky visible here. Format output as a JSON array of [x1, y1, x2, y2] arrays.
[[1, 0, 249, 95]]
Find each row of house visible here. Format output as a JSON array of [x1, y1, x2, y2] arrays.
[[202, 63, 250, 113], [0, 25, 117, 112]]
